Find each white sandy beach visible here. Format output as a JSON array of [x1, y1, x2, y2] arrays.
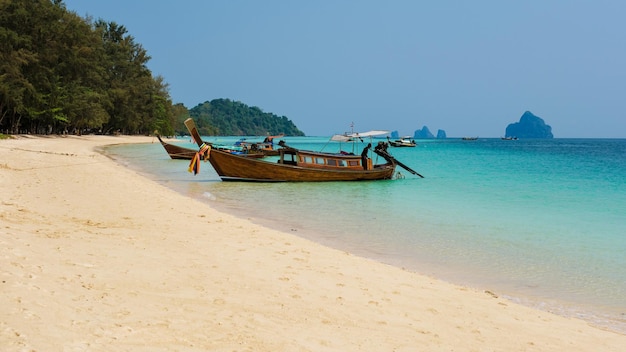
[[1, 135, 625, 351]]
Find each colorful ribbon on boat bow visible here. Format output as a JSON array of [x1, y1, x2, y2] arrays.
[[188, 143, 211, 175]]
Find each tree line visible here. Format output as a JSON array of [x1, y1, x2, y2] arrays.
[[0, 0, 182, 135], [0, 0, 305, 137]]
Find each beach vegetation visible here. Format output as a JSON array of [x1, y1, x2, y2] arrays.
[[0, 0, 176, 136], [0, 1, 304, 137]]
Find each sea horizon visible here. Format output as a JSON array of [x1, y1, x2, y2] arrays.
[[104, 136, 626, 333]]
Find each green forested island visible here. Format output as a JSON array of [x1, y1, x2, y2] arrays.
[[0, 0, 303, 136], [187, 99, 304, 136]]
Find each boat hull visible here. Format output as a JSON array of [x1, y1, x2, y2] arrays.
[[158, 135, 265, 160], [389, 141, 416, 147], [158, 135, 197, 160], [206, 148, 395, 182]]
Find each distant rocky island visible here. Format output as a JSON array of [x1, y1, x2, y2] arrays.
[[390, 111, 553, 140], [391, 126, 447, 139], [505, 111, 553, 138]]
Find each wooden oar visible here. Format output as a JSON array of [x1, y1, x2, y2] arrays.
[[392, 156, 424, 178], [373, 148, 424, 178]]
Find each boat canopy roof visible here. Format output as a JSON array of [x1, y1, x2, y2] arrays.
[[331, 130, 390, 141]]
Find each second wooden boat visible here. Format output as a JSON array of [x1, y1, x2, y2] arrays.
[[157, 135, 196, 160], [157, 134, 265, 160]]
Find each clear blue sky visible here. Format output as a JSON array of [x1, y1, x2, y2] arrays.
[[64, 0, 625, 137]]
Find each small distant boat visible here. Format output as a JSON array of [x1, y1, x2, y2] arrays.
[[387, 137, 417, 147], [157, 135, 265, 160], [184, 118, 423, 181], [387, 136, 417, 147], [462, 136, 478, 140], [501, 136, 518, 140]]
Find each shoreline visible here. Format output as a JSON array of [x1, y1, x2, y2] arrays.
[[109, 138, 626, 335], [178, 187, 626, 336], [2, 135, 625, 351]]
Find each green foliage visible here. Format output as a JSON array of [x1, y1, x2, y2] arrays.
[[0, 0, 175, 135], [188, 99, 305, 136], [0, 1, 304, 137]]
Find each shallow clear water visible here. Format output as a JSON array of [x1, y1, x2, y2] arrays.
[[105, 137, 626, 332]]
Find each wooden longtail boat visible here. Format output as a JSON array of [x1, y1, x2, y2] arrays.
[[157, 134, 265, 160], [184, 118, 423, 182], [157, 135, 197, 160]]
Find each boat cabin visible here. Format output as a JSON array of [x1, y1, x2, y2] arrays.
[[278, 149, 371, 170]]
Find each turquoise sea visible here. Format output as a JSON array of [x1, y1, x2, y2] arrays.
[[104, 136, 626, 333]]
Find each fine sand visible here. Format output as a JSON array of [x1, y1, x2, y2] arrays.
[[1, 135, 625, 351]]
